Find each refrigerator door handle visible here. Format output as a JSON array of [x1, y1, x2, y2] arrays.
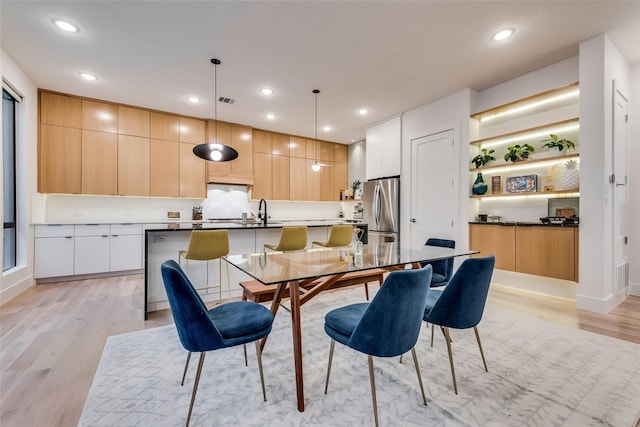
[[374, 184, 381, 227]]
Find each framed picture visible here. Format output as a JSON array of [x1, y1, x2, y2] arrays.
[[505, 175, 538, 193]]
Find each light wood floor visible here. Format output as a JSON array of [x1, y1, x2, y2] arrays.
[[1, 275, 639, 426]]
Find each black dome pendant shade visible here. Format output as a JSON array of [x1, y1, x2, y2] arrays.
[[193, 58, 239, 162]]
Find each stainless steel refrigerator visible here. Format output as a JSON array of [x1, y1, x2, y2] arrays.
[[362, 177, 400, 244]]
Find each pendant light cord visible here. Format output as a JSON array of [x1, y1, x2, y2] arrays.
[[314, 89, 320, 162], [212, 58, 221, 144]]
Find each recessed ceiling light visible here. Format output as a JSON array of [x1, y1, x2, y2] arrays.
[[187, 96, 200, 104], [266, 113, 276, 120], [358, 108, 369, 115], [53, 19, 78, 33], [492, 28, 514, 41], [261, 88, 274, 95], [323, 126, 331, 132], [79, 72, 97, 81]]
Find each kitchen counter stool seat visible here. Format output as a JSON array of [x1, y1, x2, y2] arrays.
[[178, 230, 230, 302], [312, 224, 353, 248], [264, 226, 308, 251]]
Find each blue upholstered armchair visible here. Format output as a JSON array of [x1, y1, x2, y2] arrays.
[[421, 238, 456, 287], [423, 255, 495, 394], [161, 260, 274, 426], [324, 265, 433, 426]]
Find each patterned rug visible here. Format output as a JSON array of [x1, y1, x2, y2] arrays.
[[80, 288, 640, 426]]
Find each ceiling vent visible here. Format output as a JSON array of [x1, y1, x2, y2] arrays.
[[218, 96, 235, 104]]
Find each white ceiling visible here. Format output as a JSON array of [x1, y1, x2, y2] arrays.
[[2, 1, 639, 144]]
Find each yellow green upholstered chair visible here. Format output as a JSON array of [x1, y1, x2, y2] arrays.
[[178, 230, 230, 302], [312, 224, 353, 248], [264, 226, 308, 251]]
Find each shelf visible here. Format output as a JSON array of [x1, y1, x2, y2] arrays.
[[469, 117, 579, 147], [469, 153, 579, 173], [471, 82, 579, 124], [471, 190, 580, 199]]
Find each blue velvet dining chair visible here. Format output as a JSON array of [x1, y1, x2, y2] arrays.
[[161, 260, 275, 426], [420, 238, 456, 287], [423, 255, 495, 394], [323, 265, 433, 427]]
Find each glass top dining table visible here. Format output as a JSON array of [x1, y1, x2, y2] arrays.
[[223, 242, 478, 412]]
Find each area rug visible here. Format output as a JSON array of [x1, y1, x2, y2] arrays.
[[80, 288, 640, 426]]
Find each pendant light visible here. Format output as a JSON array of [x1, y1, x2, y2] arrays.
[[192, 58, 238, 162], [310, 89, 330, 171]]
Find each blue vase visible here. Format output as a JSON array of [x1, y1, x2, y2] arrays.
[[472, 172, 488, 195]]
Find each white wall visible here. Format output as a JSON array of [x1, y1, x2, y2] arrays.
[[348, 140, 366, 186], [400, 88, 472, 250], [1, 48, 38, 302], [629, 63, 640, 295], [578, 34, 633, 312]]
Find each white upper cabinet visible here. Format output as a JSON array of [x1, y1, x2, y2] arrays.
[[365, 116, 401, 180]]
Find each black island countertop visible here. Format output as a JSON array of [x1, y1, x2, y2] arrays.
[[468, 221, 579, 228], [144, 219, 359, 232]]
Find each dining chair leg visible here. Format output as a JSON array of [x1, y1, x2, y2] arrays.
[[243, 344, 248, 367], [411, 347, 428, 406], [255, 341, 267, 401], [368, 355, 379, 427], [430, 323, 435, 347], [186, 352, 206, 427], [441, 326, 458, 394], [181, 352, 191, 386], [324, 340, 335, 394], [474, 326, 488, 372]]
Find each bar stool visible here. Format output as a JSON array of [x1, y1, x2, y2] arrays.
[[264, 226, 307, 251], [178, 229, 230, 302], [312, 224, 353, 248]]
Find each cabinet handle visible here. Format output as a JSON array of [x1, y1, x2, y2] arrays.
[[112, 235, 119, 237], [101, 235, 109, 238], [411, 218, 416, 223], [65, 236, 73, 239]]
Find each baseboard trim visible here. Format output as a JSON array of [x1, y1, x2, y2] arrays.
[[0, 276, 35, 305], [576, 292, 626, 314]]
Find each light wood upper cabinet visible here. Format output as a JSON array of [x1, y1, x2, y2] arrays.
[[39, 124, 82, 194], [118, 135, 150, 196], [82, 100, 117, 133], [272, 154, 290, 200], [305, 139, 318, 160], [253, 129, 272, 154], [118, 106, 150, 137], [319, 162, 335, 201], [207, 121, 232, 176], [206, 121, 253, 185], [150, 139, 180, 197], [289, 136, 306, 158], [334, 144, 348, 163], [82, 130, 117, 195], [180, 117, 206, 144], [289, 157, 306, 200], [272, 133, 290, 156], [180, 143, 206, 198], [318, 141, 335, 162], [150, 112, 180, 141], [231, 125, 253, 177], [40, 92, 81, 128], [334, 162, 348, 196], [252, 152, 272, 200], [305, 165, 321, 201]]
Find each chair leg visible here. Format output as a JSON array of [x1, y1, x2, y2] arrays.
[[181, 352, 191, 386], [474, 326, 488, 372], [324, 339, 335, 394], [255, 341, 267, 401], [430, 323, 435, 347], [186, 352, 206, 427], [243, 344, 248, 367], [411, 347, 428, 406], [367, 355, 379, 427], [441, 326, 458, 394]]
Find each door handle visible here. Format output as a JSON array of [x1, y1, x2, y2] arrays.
[[411, 218, 416, 223]]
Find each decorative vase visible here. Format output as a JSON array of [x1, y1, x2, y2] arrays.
[[560, 160, 579, 190], [472, 172, 488, 195]]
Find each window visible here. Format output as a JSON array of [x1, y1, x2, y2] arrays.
[[3, 89, 17, 271]]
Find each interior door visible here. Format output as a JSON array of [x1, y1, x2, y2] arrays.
[[612, 84, 629, 293], [410, 130, 456, 249]]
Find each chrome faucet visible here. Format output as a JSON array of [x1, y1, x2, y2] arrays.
[[258, 199, 267, 226]]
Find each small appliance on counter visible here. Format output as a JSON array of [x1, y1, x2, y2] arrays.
[[541, 196, 579, 224], [540, 216, 579, 225]]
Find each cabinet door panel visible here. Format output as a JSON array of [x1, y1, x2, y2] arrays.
[[150, 112, 180, 141], [252, 152, 272, 200], [252, 129, 272, 154], [118, 135, 150, 196], [272, 133, 290, 156], [180, 116, 206, 144], [320, 161, 335, 201], [289, 157, 306, 200], [82, 130, 117, 195], [180, 143, 206, 198], [272, 154, 290, 200], [334, 144, 348, 163], [39, 125, 82, 194], [305, 139, 317, 160], [334, 162, 348, 200], [40, 92, 81, 128], [110, 234, 142, 271], [75, 235, 110, 275], [82, 100, 117, 133], [150, 139, 180, 197], [118, 106, 150, 137], [318, 141, 335, 162], [365, 123, 382, 180], [35, 237, 74, 278], [382, 116, 401, 177], [305, 164, 321, 201], [469, 224, 515, 271], [207, 121, 232, 177], [289, 136, 306, 158], [231, 125, 253, 177], [515, 227, 574, 280]]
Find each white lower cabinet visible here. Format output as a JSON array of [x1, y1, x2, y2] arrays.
[[34, 225, 75, 278], [74, 225, 110, 275], [110, 224, 143, 271]]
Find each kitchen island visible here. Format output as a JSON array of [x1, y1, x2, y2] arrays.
[[144, 220, 358, 317]]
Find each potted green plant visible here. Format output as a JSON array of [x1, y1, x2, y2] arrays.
[[470, 148, 495, 195], [348, 179, 362, 199], [503, 144, 535, 162], [540, 134, 575, 154]]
